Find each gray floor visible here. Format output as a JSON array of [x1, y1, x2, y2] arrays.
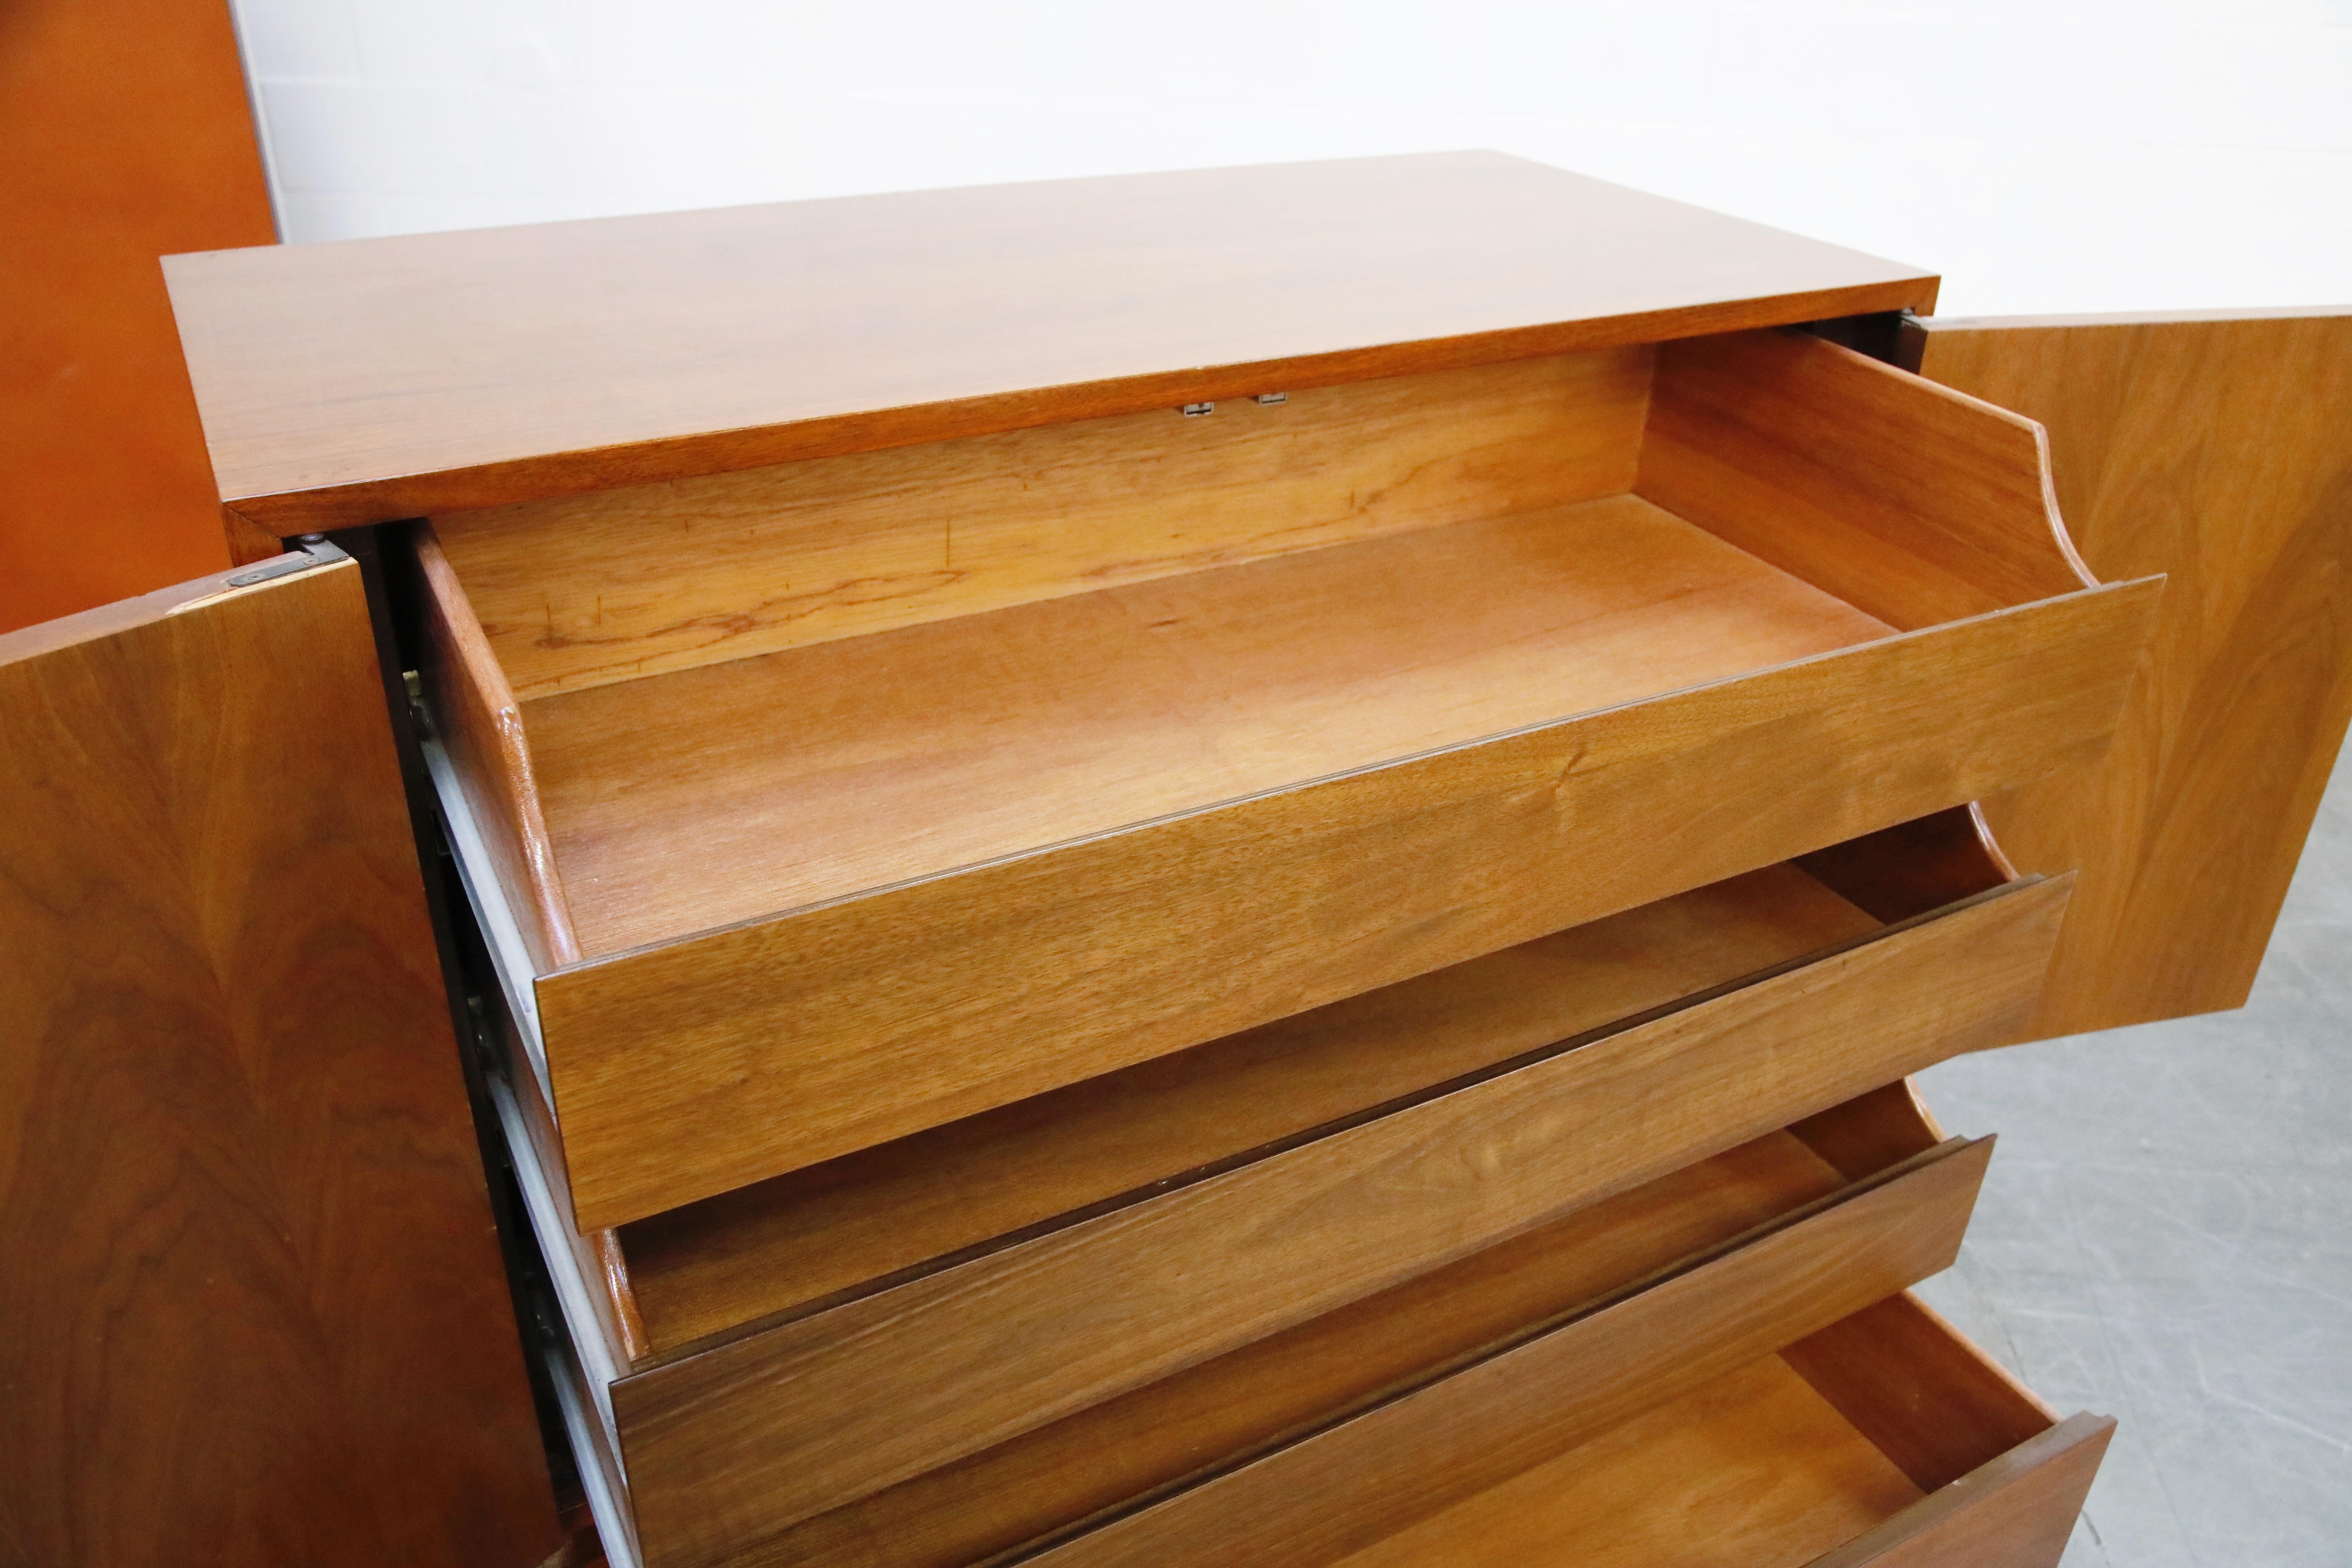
[[1914, 750, 2352, 1566]]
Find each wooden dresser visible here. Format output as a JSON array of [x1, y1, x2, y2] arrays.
[[8, 153, 2347, 1567]]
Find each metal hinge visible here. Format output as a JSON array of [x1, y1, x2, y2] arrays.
[[403, 669, 435, 740], [223, 534, 348, 588]]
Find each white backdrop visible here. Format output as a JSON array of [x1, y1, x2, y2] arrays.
[[229, 1, 2352, 316]]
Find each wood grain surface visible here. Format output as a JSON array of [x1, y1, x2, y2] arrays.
[[1916, 308, 2352, 1035], [1794, 805, 2017, 924], [1804, 1413, 2114, 1568], [1639, 328, 2093, 631], [0, 556, 558, 1566], [737, 1131, 1855, 1568], [1327, 1359, 1923, 1568], [619, 863, 1880, 1352], [416, 522, 581, 971], [540, 576, 2150, 1231], [1783, 1293, 2060, 1493], [1019, 1143, 1988, 1568], [0, 0, 274, 630], [525, 496, 1890, 957], [163, 152, 1938, 533], [435, 348, 1653, 698], [1790, 1081, 1949, 1184], [605, 879, 2058, 1563]]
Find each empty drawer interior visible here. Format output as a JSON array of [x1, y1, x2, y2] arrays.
[[418, 328, 2096, 964], [1321, 1295, 2093, 1568]]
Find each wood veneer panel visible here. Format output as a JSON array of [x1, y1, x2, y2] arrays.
[[527, 497, 1890, 957], [435, 348, 1653, 698], [741, 1132, 1854, 1568], [163, 153, 1938, 533], [541, 576, 2152, 1231], [1916, 308, 2352, 1035], [1804, 1414, 2113, 1568], [1637, 329, 2093, 631], [0, 556, 558, 1566], [621, 862, 1879, 1352], [609, 881, 2057, 1561], [1018, 1142, 1987, 1568]]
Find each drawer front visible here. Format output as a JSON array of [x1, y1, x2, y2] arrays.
[[607, 875, 2066, 1567], [542, 584, 2150, 1231]]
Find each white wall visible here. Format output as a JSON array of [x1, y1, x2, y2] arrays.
[[232, 1, 2352, 315]]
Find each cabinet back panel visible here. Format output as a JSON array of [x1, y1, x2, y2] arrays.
[[433, 348, 1653, 699]]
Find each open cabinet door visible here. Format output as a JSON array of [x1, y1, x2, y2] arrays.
[[1912, 307, 2352, 1038], [0, 548, 560, 1567]]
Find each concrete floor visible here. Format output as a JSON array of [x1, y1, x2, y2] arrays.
[[1915, 750, 2352, 1566]]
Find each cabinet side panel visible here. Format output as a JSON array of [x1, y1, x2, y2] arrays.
[[1919, 310, 2352, 1034], [0, 561, 559, 1567]]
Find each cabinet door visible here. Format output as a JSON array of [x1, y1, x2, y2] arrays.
[[1912, 307, 2352, 1037], [0, 548, 559, 1567]]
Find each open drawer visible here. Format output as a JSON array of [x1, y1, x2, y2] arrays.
[[481, 818, 2067, 1568], [1025, 1287, 2108, 1568], [539, 1077, 2017, 1568], [418, 325, 2158, 1231]]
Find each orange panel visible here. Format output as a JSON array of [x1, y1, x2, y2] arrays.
[[0, 0, 275, 632]]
